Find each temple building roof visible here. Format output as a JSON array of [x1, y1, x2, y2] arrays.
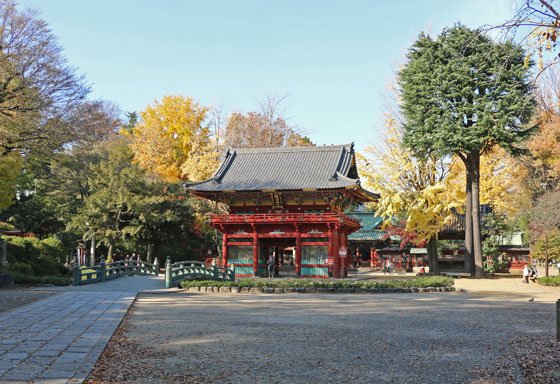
[[346, 212, 399, 242], [186, 143, 379, 200]]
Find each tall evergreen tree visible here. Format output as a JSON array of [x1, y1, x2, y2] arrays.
[[399, 25, 535, 277]]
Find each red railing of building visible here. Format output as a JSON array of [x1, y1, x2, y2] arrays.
[[210, 212, 361, 227]]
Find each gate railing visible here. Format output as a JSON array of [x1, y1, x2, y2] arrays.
[[165, 257, 235, 288], [72, 256, 235, 288], [73, 258, 159, 286]]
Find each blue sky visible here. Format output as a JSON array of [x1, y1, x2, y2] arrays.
[[19, 0, 514, 152]]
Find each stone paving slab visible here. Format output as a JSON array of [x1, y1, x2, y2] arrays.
[[0, 275, 165, 383]]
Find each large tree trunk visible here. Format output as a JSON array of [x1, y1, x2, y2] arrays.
[[146, 243, 153, 264], [471, 152, 484, 278], [107, 240, 114, 261], [464, 167, 474, 275], [427, 236, 438, 275]]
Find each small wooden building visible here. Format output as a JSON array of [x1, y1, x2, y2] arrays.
[[186, 144, 378, 278]]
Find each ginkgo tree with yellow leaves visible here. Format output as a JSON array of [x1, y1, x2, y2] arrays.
[[360, 125, 531, 274], [359, 117, 456, 274], [128, 95, 220, 182], [360, 83, 532, 275]]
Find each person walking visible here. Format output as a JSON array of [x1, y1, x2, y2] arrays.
[[267, 256, 275, 279], [557, 259, 560, 276], [529, 266, 538, 283], [522, 264, 530, 284]]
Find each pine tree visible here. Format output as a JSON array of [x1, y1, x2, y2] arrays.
[[399, 25, 535, 277]]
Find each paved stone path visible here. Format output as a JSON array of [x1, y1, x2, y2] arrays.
[[0, 275, 166, 384]]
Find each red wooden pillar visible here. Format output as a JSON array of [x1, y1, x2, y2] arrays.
[[333, 231, 339, 278], [253, 230, 259, 276], [274, 246, 279, 276], [328, 228, 334, 277], [333, 231, 340, 278], [222, 233, 228, 267], [342, 231, 348, 277], [295, 229, 301, 276]]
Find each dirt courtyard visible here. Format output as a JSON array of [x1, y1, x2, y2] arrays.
[[86, 279, 559, 384]]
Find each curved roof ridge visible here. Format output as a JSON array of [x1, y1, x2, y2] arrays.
[[213, 149, 235, 183], [186, 142, 377, 198], [232, 143, 352, 154]]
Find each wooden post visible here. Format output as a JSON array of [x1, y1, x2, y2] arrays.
[[230, 263, 236, 282], [342, 232, 349, 277], [99, 257, 106, 282], [274, 246, 279, 277], [0, 240, 7, 270], [331, 231, 338, 278], [328, 228, 334, 277], [253, 230, 259, 276], [89, 237, 96, 267], [295, 229, 301, 277], [557, 299, 559, 342], [72, 262, 80, 286], [153, 257, 159, 276], [222, 232, 228, 268], [165, 256, 172, 289]]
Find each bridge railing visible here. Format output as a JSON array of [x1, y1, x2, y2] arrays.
[[165, 257, 235, 288], [73, 258, 159, 286]]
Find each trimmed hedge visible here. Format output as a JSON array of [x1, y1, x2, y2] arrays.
[[179, 276, 454, 290], [7, 271, 71, 286], [537, 276, 560, 287]]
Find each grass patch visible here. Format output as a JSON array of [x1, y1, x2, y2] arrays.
[[179, 276, 454, 290], [537, 275, 560, 287]]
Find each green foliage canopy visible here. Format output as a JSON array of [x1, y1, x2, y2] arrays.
[[399, 25, 535, 158]]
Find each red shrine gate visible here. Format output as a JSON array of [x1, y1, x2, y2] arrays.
[[212, 212, 360, 278], [186, 144, 379, 278]]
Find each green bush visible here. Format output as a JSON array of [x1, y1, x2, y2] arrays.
[[32, 258, 61, 276], [4, 235, 67, 276], [5, 261, 33, 275], [7, 271, 71, 286], [537, 276, 560, 287], [39, 237, 65, 264], [179, 276, 454, 290], [5, 235, 39, 264]]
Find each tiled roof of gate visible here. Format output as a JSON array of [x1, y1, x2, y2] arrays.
[[346, 212, 383, 230], [348, 229, 386, 241], [186, 143, 379, 198]]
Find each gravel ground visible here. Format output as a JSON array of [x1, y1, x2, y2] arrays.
[[0, 288, 57, 314], [86, 288, 558, 384]]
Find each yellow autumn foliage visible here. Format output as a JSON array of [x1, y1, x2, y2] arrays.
[[444, 147, 531, 217], [128, 95, 220, 182], [358, 117, 457, 243], [359, 118, 530, 244]]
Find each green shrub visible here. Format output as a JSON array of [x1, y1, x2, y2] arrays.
[[39, 237, 65, 264], [4, 235, 67, 276], [32, 258, 61, 276], [179, 276, 454, 290], [7, 271, 71, 286], [537, 276, 560, 287], [5, 261, 33, 275], [5, 235, 38, 264]]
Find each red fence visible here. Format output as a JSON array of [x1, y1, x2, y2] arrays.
[[210, 212, 361, 227]]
